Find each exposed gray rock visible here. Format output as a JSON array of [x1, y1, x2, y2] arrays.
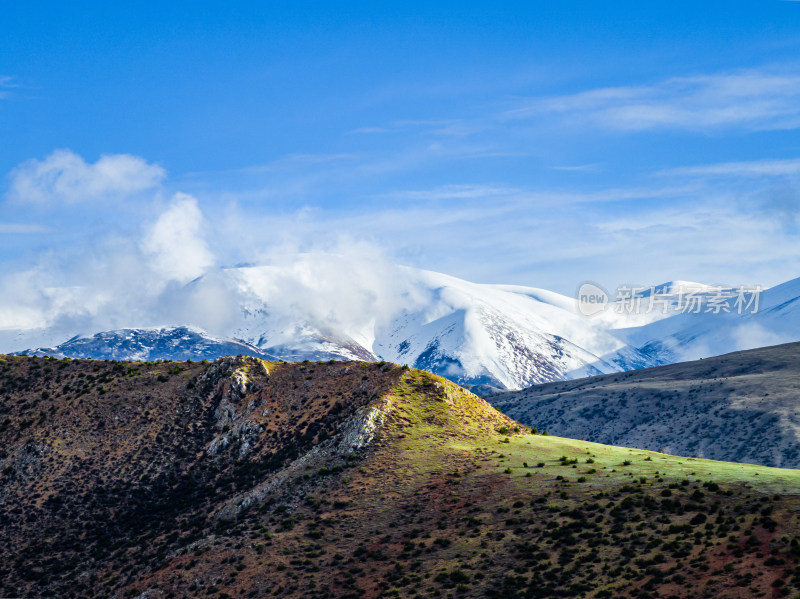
[[201, 357, 271, 458], [215, 398, 393, 519]]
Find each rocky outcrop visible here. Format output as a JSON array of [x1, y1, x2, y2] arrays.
[[215, 397, 394, 519], [200, 357, 272, 458]]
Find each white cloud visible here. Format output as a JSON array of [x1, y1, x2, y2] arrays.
[[6, 149, 165, 205], [376, 182, 699, 207], [0, 194, 217, 348], [379, 184, 517, 202], [141, 193, 214, 283], [507, 69, 800, 132], [730, 322, 790, 352]]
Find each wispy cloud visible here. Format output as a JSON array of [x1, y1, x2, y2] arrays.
[[348, 118, 478, 138], [236, 153, 359, 174], [506, 69, 800, 132], [184, 153, 359, 178], [550, 164, 601, 173], [348, 126, 392, 134], [652, 157, 800, 230], [0, 223, 50, 234], [378, 184, 516, 202], [660, 158, 800, 178], [0, 75, 18, 99], [376, 182, 700, 207]]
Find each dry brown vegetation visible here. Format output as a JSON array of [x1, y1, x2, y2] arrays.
[[1, 354, 800, 598]]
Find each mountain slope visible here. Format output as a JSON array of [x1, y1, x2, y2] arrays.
[[490, 341, 800, 468], [3, 355, 800, 598], [370, 270, 656, 391]]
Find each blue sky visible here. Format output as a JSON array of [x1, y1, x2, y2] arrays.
[[3, 1, 800, 299]]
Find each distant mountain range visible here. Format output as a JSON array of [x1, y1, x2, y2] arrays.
[[490, 341, 800, 468], [7, 258, 800, 391]]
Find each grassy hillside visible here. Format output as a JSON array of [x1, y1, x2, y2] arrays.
[[2, 355, 800, 598], [490, 341, 800, 468]]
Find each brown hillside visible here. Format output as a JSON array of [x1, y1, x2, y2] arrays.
[[2, 355, 800, 599]]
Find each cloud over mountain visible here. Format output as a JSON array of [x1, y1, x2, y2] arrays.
[[141, 193, 214, 283]]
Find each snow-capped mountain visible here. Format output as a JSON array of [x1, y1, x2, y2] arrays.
[[195, 263, 660, 392], [6, 256, 800, 393], [15, 326, 277, 362], [3, 260, 658, 392], [369, 270, 657, 391], [618, 278, 799, 364]]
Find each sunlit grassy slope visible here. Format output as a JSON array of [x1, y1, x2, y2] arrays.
[[392, 369, 800, 493]]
